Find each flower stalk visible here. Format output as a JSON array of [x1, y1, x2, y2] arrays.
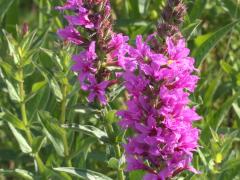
[[105, 121, 125, 180], [56, 1, 129, 177], [60, 82, 72, 166], [18, 50, 45, 173]]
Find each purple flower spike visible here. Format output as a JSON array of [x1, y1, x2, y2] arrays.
[[118, 35, 201, 179], [57, 0, 129, 105]]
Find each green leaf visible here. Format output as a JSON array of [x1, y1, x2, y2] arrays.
[[197, 148, 207, 167], [28, 86, 50, 122], [40, 48, 63, 70], [32, 136, 47, 153], [62, 124, 109, 143], [49, 78, 63, 101], [232, 102, 240, 127], [203, 73, 223, 107], [220, 60, 234, 74], [194, 33, 213, 47], [74, 104, 101, 114], [53, 167, 112, 180], [108, 155, 125, 170], [38, 111, 65, 157], [109, 85, 125, 102], [108, 157, 119, 169], [194, 20, 240, 67], [8, 123, 32, 154], [182, 20, 202, 40], [0, 59, 20, 81], [0, 168, 33, 180], [1, 110, 25, 130], [20, 30, 38, 53], [209, 127, 219, 142], [189, 0, 207, 22], [70, 137, 96, 167], [222, 158, 240, 171], [0, 0, 15, 23], [138, 0, 150, 16], [31, 80, 47, 93], [2, 29, 20, 64], [214, 92, 240, 130], [105, 110, 118, 123], [221, 0, 240, 18], [5, 80, 21, 102]]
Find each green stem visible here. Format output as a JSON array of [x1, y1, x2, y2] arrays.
[[60, 83, 72, 166], [38, 0, 44, 29], [19, 62, 45, 173], [105, 123, 125, 180], [60, 85, 67, 125]]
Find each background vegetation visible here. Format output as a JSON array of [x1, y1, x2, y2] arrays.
[[0, 0, 240, 179]]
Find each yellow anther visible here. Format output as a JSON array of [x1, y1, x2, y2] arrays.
[[167, 60, 174, 65]]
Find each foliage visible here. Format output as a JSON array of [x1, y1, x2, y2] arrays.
[[0, 0, 240, 179]]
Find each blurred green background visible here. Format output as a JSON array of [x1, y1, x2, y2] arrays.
[[0, 0, 240, 179]]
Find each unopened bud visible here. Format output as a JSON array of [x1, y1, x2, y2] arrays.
[[22, 23, 29, 36]]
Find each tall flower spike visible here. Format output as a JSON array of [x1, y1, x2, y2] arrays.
[[118, 1, 201, 179], [57, 0, 129, 105], [119, 35, 201, 180]]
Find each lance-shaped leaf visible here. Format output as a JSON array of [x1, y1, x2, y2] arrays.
[[138, 0, 150, 16], [214, 92, 240, 130], [32, 136, 47, 153], [5, 80, 21, 103], [31, 80, 47, 94], [37, 111, 65, 157], [0, 169, 33, 180], [62, 124, 109, 143], [53, 167, 112, 180], [49, 78, 63, 101], [194, 20, 240, 67], [2, 30, 20, 64], [189, 0, 207, 22], [8, 123, 32, 154], [182, 20, 202, 40], [0, 0, 15, 23], [1, 110, 26, 130]]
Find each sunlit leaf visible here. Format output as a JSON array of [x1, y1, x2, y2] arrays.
[[53, 167, 112, 180], [194, 20, 240, 67], [38, 111, 65, 157], [8, 123, 32, 154], [62, 124, 109, 143], [1, 110, 25, 130], [0, 168, 33, 180]]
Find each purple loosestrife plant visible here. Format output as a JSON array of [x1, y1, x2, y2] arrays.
[[57, 0, 129, 105], [117, 1, 201, 179], [118, 35, 201, 180], [57, 0, 201, 179]]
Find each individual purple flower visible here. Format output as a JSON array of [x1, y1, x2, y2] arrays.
[[108, 33, 129, 59], [57, 26, 83, 45], [64, 7, 94, 29], [86, 76, 109, 105], [129, 35, 151, 62], [56, 0, 83, 10]]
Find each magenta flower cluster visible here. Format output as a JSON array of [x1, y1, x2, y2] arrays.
[[117, 36, 201, 179], [57, 1, 201, 179], [57, 0, 128, 105]]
